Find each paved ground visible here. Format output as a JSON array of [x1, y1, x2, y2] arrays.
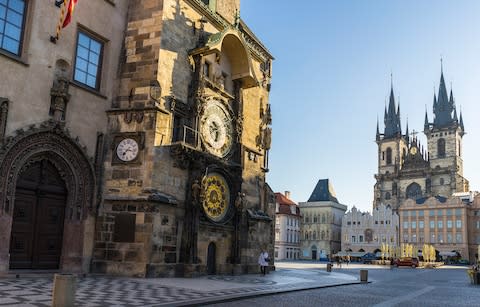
[[0, 262, 360, 306], [210, 263, 480, 307]]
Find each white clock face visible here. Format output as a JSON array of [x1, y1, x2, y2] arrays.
[[116, 138, 139, 162], [200, 100, 233, 157]]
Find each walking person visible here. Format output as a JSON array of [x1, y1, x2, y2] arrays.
[[258, 249, 269, 276]]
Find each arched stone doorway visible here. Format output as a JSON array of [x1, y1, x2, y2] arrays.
[[0, 126, 95, 273], [9, 161, 67, 269], [207, 242, 216, 275]]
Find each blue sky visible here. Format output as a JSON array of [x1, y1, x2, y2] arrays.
[[241, 0, 480, 212]]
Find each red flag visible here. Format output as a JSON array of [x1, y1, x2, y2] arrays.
[[62, 0, 78, 28]]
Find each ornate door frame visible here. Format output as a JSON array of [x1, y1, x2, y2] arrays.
[[0, 124, 95, 273]]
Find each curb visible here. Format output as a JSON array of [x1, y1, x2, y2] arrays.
[[168, 280, 369, 307]]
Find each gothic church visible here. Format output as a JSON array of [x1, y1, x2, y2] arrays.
[[374, 69, 468, 211]]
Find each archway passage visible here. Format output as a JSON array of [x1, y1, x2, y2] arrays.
[[9, 160, 67, 269], [207, 242, 216, 275]]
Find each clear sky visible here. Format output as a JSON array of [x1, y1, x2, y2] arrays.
[[241, 0, 480, 213]]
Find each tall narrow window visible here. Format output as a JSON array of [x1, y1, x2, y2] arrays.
[[437, 138, 446, 158], [386, 147, 392, 165], [0, 0, 26, 55], [74, 31, 104, 90]]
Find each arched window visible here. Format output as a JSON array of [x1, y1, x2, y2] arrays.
[[321, 230, 325, 240], [438, 138, 446, 158], [313, 215, 318, 223], [406, 182, 422, 200], [321, 214, 326, 223], [385, 192, 391, 200], [386, 147, 392, 165], [313, 231, 316, 240]]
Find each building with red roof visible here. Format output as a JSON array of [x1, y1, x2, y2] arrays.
[[274, 191, 302, 260]]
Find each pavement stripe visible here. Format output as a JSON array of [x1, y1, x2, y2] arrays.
[[372, 285, 435, 307]]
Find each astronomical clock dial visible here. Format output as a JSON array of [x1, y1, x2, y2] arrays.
[[200, 100, 233, 157], [410, 146, 417, 155], [116, 138, 139, 162], [202, 173, 231, 223]]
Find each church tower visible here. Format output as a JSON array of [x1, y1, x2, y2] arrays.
[[374, 85, 409, 210], [424, 68, 468, 196]]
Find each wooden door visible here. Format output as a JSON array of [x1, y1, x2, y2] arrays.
[[9, 161, 67, 269]]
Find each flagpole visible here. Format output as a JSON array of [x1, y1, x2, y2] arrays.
[[50, 0, 67, 43]]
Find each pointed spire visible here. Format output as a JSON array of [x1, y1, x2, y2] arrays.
[[424, 107, 429, 131], [405, 119, 409, 142], [376, 116, 380, 141], [383, 82, 402, 138], [453, 107, 458, 122], [459, 110, 465, 131], [433, 62, 455, 128]]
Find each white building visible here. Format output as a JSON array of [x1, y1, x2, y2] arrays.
[[300, 179, 347, 260], [341, 204, 399, 255], [274, 192, 301, 260]]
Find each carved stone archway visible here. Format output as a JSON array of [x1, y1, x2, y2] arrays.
[[0, 122, 96, 272]]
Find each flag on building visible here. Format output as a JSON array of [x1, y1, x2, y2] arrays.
[[62, 0, 78, 28]]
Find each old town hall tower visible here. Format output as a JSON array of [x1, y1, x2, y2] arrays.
[[374, 69, 468, 211]]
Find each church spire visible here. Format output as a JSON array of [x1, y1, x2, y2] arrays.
[[405, 119, 409, 143], [459, 110, 465, 132], [383, 82, 402, 138], [376, 116, 380, 141], [433, 63, 455, 128], [424, 106, 429, 132]]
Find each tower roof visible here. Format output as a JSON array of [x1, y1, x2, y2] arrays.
[[383, 85, 402, 138], [433, 68, 456, 129], [307, 179, 339, 203]]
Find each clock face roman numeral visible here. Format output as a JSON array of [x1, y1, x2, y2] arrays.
[[116, 138, 139, 162]]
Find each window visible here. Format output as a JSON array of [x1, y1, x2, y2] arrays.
[[438, 233, 443, 243], [403, 221, 408, 229], [446, 209, 452, 216], [455, 209, 461, 216], [437, 138, 446, 158], [456, 233, 462, 244], [386, 147, 392, 165], [359, 235, 364, 242], [447, 220, 452, 229], [351, 236, 356, 243], [456, 220, 461, 228], [418, 210, 424, 217], [412, 234, 417, 243], [429, 210, 435, 217], [439, 178, 445, 185], [476, 221, 480, 229], [74, 31, 104, 89], [347, 221, 351, 225], [419, 221, 424, 229], [438, 220, 443, 229], [447, 233, 453, 243], [430, 220, 435, 228], [406, 183, 422, 200], [430, 233, 435, 243], [113, 213, 136, 242], [412, 221, 416, 229], [385, 192, 391, 200], [0, 0, 26, 55]]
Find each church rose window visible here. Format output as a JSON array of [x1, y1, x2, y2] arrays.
[[406, 182, 422, 200]]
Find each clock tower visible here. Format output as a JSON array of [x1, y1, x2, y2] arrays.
[[94, 0, 274, 277]]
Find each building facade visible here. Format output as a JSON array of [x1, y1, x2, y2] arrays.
[[0, 0, 274, 277], [342, 204, 399, 254], [398, 194, 480, 261], [0, 0, 129, 274], [300, 179, 347, 260], [274, 191, 301, 260], [374, 69, 468, 212]]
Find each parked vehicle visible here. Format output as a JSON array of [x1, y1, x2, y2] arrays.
[[361, 253, 378, 264], [394, 257, 419, 268]]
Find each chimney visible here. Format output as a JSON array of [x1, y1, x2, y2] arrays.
[[285, 191, 291, 199]]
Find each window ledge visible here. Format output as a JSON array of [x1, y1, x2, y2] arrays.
[[0, 50, 29, 66], [70, 81, 108, 99]]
